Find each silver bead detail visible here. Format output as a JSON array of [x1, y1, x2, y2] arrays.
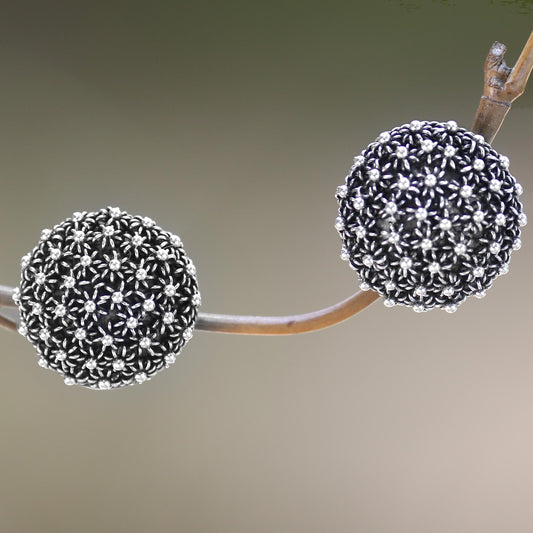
[[131, 234, 144, 246], [384, 202, 397, 216], [170, 234, 182, 247], [489, 179, 502, 192], [421, 139, 434, 153], [140, 337, 151, 349], [126, 317, 138, 329], [49, 247, 61, 260], [353, 155, 365, 168], [398, 176, 410, 190], [54, 304, 66, 317], [183, 328, 194, 342], [385, 281, 396, 291], [12, 287, 20, 304], [359, 282, 370, 291], [164, 284, 176, 297], [84, 300, 96, 313], [424, 173, 437, 187], [362, 255, 374, 267], [163, 312, 174, 325], [368, 168, 381, 182], [352, 197, 365, 210], [399, 257, 412, 270], [473, 158, 485, 171], [85, 359, 97, 370], [473, 210, 485, 223], [156, 248, 169, 261], [101, 335, 113, 347], [439, 218, 452, 231], [460, 185, 473, 199], [518, 213, 528, 227], [489, 242, 501, 254], [75, 328, 87, 340], [428, 262, 441, 274], [21, 254, 31, 270], [473, 266, 485, 278], [377, 131, 390, 143], [442, 287, 454, 297], [396, 146, 408, 159], [495, 213, 506, 226], [113, 359, 125, 371], [446, 120, 458, 131], [421, 239, 432, 251], [135, 372, 148, 384], [414, 286, 427, 297], [165, 354, 177, 365], [388, 232, 400, 244], [136, 268, 148, 281], [109, 258, 121, 271], [336, 185, 348, 198], [444, 145, 456, 157], [64, 276, 75, 289], [111, 291, 123, 304], [142, 216, 155, 227], [354, 226, 366, 239], [143, 299, 155, 312]]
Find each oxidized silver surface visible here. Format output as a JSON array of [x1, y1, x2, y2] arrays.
[[336, 120, 526, 312], [14, 207, 200, 388]]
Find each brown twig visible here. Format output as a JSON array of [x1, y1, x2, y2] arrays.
[[0, 286, 16, 308], [196, 290, 381, 335], [0, 313, 16, 332], [472, 31, 533, 143]]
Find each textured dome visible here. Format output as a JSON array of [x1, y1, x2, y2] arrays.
[[14, 207, 200, 389], [336, 120, 526, 312]]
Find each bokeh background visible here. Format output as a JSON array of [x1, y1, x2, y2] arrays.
[[0, 1, 532, 532]]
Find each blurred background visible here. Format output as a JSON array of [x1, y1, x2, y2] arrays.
[[0, 1, 532, 532]]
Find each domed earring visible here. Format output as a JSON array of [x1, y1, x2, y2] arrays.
[[335, 119, 525, 313], [0, 31, 531, 389], [12, 208, 200, 390]]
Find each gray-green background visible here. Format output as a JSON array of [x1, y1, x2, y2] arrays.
[[1, 2, 532, 532]]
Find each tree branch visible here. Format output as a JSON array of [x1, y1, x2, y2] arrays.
[[472, 31, 533, 143]]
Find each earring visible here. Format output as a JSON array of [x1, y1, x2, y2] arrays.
[[335, 120, 525, 313]]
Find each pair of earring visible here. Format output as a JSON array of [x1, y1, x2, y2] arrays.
[[0, 33, 530, 390]]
